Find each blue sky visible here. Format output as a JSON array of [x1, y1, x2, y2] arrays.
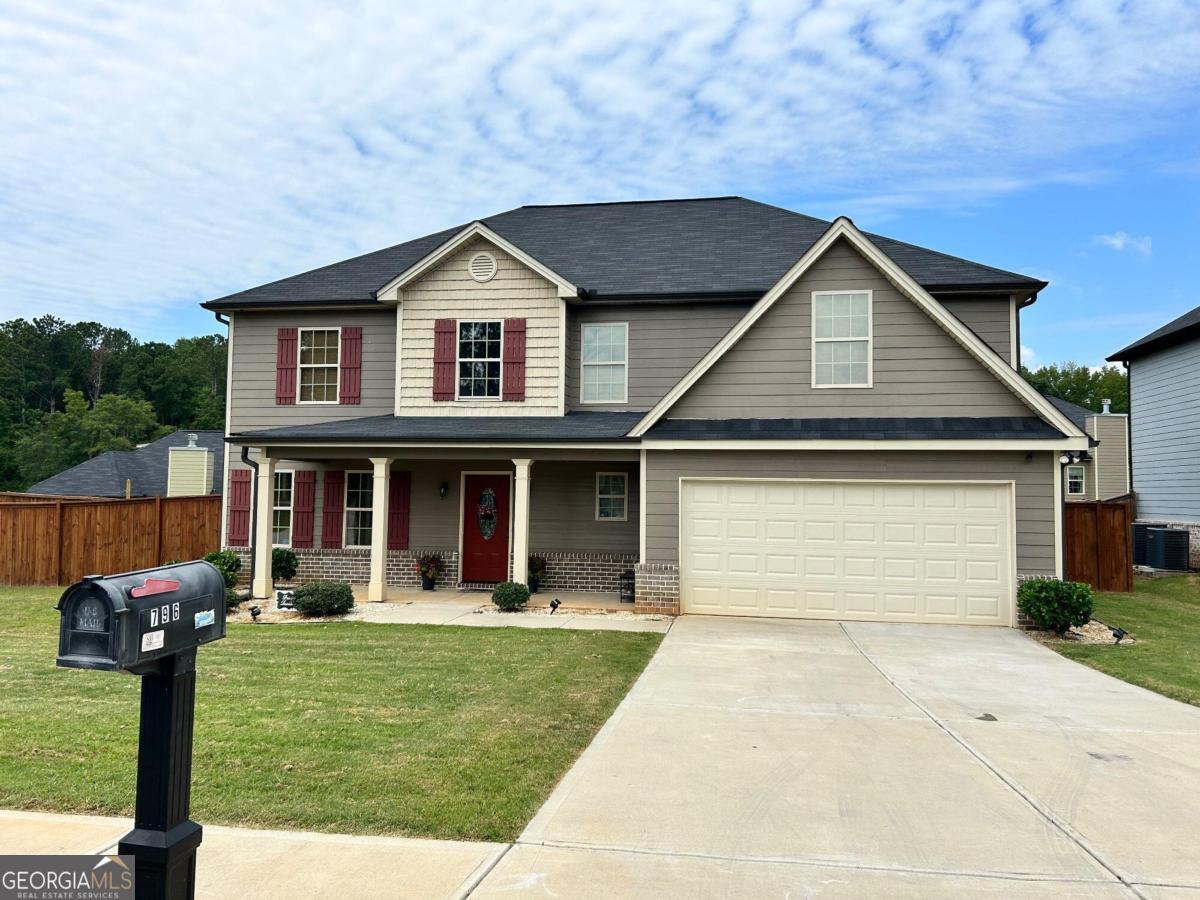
[[2, 0, 1198, 368]]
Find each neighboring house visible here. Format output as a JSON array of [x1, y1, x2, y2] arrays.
[[1042, 395, 1130, 502], [204, 197, 1088, 626], [27, 430, 224, 498], [1109, 303, 1200, 566]]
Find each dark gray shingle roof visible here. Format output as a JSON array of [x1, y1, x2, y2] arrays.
[[1108, 302, 1200, 361], [647, 417, 1065, 440], [230, 412, 642, 444], [1042, 395, 1094, 431], [27, 431, 225, 497], [204, 197, 1045, 310]]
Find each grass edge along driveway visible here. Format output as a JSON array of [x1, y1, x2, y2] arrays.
[[1044, 574, 1200, 707], [0, 587, 662, 842]]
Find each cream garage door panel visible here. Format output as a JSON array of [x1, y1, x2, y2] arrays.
[[681, 480, 1013, 625]]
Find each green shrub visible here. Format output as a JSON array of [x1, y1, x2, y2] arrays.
[[272, 547, 299, 582], [204, 550, 241, 589], [491, 581, 530, 612], [225, 587, 241, 611], [292, 582, 355, 617], [1017, 578, 1093, 634]]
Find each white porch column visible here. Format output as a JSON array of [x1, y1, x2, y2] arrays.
[[512, 459, 533, 585], [251, 452, 275, 600], [367, 457, 392, 602]]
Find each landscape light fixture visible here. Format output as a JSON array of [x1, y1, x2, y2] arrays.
[[1112, 627, 1128, 644], [249, 605, 261, 622], [549, 598, 561, 614]]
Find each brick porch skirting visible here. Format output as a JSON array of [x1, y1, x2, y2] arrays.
[[633, 562, 680, 615], [533, 551, 637, 593]]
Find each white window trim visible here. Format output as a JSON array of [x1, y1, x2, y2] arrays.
[[343, 470, 373, 549], [297, 326, 341, 405], [454, 319, 504, 402], [1066, 464, 1086, 497], [580, 322, 629, 405], [811, 290, 873, 389], [271, 469, 293, 548], [595, 471, 628, 522]]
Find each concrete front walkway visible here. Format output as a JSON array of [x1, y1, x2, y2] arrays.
[[475, 617, 1200, 898]]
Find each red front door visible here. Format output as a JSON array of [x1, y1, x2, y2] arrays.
[[461, 473, 511, 583]]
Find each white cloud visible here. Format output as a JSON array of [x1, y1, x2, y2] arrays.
[[0, 0, 1198, 333], [1094, 231, 1153, 256], [1020, 345, 1038, 368]]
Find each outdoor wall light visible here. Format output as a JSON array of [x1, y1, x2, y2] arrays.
[[1059, 452, 1083, 465], [439, 481, 449, 500]]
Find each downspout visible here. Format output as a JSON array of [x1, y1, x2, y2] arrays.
[[241, 445, 258, 592], [1123, 360, 1133, 497]]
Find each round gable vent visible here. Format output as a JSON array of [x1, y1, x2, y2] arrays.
[[468, 252, 497, 283]]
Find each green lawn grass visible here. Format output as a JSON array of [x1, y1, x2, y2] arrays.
[[0, 587, 661, 841], [1048, 575, 1200, 706]]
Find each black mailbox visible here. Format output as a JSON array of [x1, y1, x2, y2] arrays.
[[57, 561, 226, 675]]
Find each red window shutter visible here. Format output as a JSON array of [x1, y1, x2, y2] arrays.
[[321, 470, 345, 549], [276, 327, 298, 404], [228, 469, 251, 545], [502, 318, 526, 401], [340, 327, 362, 405], [292, 471, 316, 548], [433, 319, 456, 401], [387, 471, 412, 550]]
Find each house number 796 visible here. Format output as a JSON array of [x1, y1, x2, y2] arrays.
[[150, 603, 181, 628]]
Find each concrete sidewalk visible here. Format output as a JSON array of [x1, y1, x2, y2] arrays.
[[0, 810, 506, 900]]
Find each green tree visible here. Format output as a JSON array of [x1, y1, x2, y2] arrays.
[[1021, 362, 1128, 413]]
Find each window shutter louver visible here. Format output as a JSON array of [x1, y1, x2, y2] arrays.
[[340, 326, 362, 404], [433, 319, 456, 401], [292, 471, 316, 548], [276, 327, 298, 404], [228, 469, 252, 545], [322, 470, 345, 548], [502, 318, 526, 401], [387, 471, 412, 550]]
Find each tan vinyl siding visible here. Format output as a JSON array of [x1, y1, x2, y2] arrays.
[[166, 448, 214, 497], [1088, 414, 1131, 499], [940, 296, 1013, 365], [565, 302, 749, 411], [399, 238, 562, 415], [644, 449, 1057, 576], [228, 309, 396, 432], [669, 239, 1033, 418]]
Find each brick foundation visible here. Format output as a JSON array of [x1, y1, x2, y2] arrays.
[[633, 562, 680, 615], [1135, 520, 1200, 568], [533, 550, 637, 593]]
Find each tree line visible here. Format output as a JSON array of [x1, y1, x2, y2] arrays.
[[0, 316, 226, 491]]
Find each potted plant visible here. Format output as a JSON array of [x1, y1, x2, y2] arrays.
[[416, 553, 443, 590], [528, 554, 548, 593]]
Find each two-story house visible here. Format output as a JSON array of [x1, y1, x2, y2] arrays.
[[204, 197, 1087, 625]]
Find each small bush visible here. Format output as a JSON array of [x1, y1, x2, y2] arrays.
[[492, 581, 530, 611], [272, 547, 299, 582], [292, 582, 355, 617], [204, 550, 241, 589], [1017, 578, 1093, 634], [225, 587, 241, 611], [415, 553, 443, 581]]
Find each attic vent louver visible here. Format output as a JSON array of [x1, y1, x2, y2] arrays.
[[468, 252, 497, 283]]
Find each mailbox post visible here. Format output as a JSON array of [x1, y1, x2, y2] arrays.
[[56, 561, 227, 900]]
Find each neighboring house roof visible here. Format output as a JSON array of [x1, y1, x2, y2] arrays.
[[645, 417, 1065, 441], [229, 412, 643, 444], [1108, 302, 1200, 361], [203, 197, 1047, 310], [27, 430, 225, 498], [1043, 395, 1095, 432]]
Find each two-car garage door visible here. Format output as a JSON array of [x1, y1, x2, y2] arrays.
[[680, 480, 1014, 626]]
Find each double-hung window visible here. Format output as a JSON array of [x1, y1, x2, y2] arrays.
[[1066, 465, 1085, 497], [812, 291, 871, 387], [299, 328, 339, 402], [581, 323, 628, 403], [458, 321, 502, 399], [596, 472, 628, 521], [272, 471, 293, 546], [344, 472, 373, 547]]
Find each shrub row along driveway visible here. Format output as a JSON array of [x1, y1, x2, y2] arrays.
[[478, 617, 1200, 898]]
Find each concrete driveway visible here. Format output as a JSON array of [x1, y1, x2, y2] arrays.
[[474, 617, 1200, 898]]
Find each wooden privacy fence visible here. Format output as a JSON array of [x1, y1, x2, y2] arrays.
[[0, 494, 221, 586], [1065, 495, 1135, 593]]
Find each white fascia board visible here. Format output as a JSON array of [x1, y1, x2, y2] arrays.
[[641, 438, 1090, 452], [629, 217, 1086, 441], [234, 441, 639, 451], [375, 222, 578, 300]]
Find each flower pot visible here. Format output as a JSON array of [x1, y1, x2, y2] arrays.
[[420, 575, 436, 591], [528, 576, 540, 594]]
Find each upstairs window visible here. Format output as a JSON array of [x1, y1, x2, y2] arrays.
[[581, 323, 628, 403], [812, 291, 871, 388], [299, 328, 340, 402], [1066, 465, 1086, 496], [458, 321, 502, 399], [344, 472, 373, 547], [272, 471, 293, 546]]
